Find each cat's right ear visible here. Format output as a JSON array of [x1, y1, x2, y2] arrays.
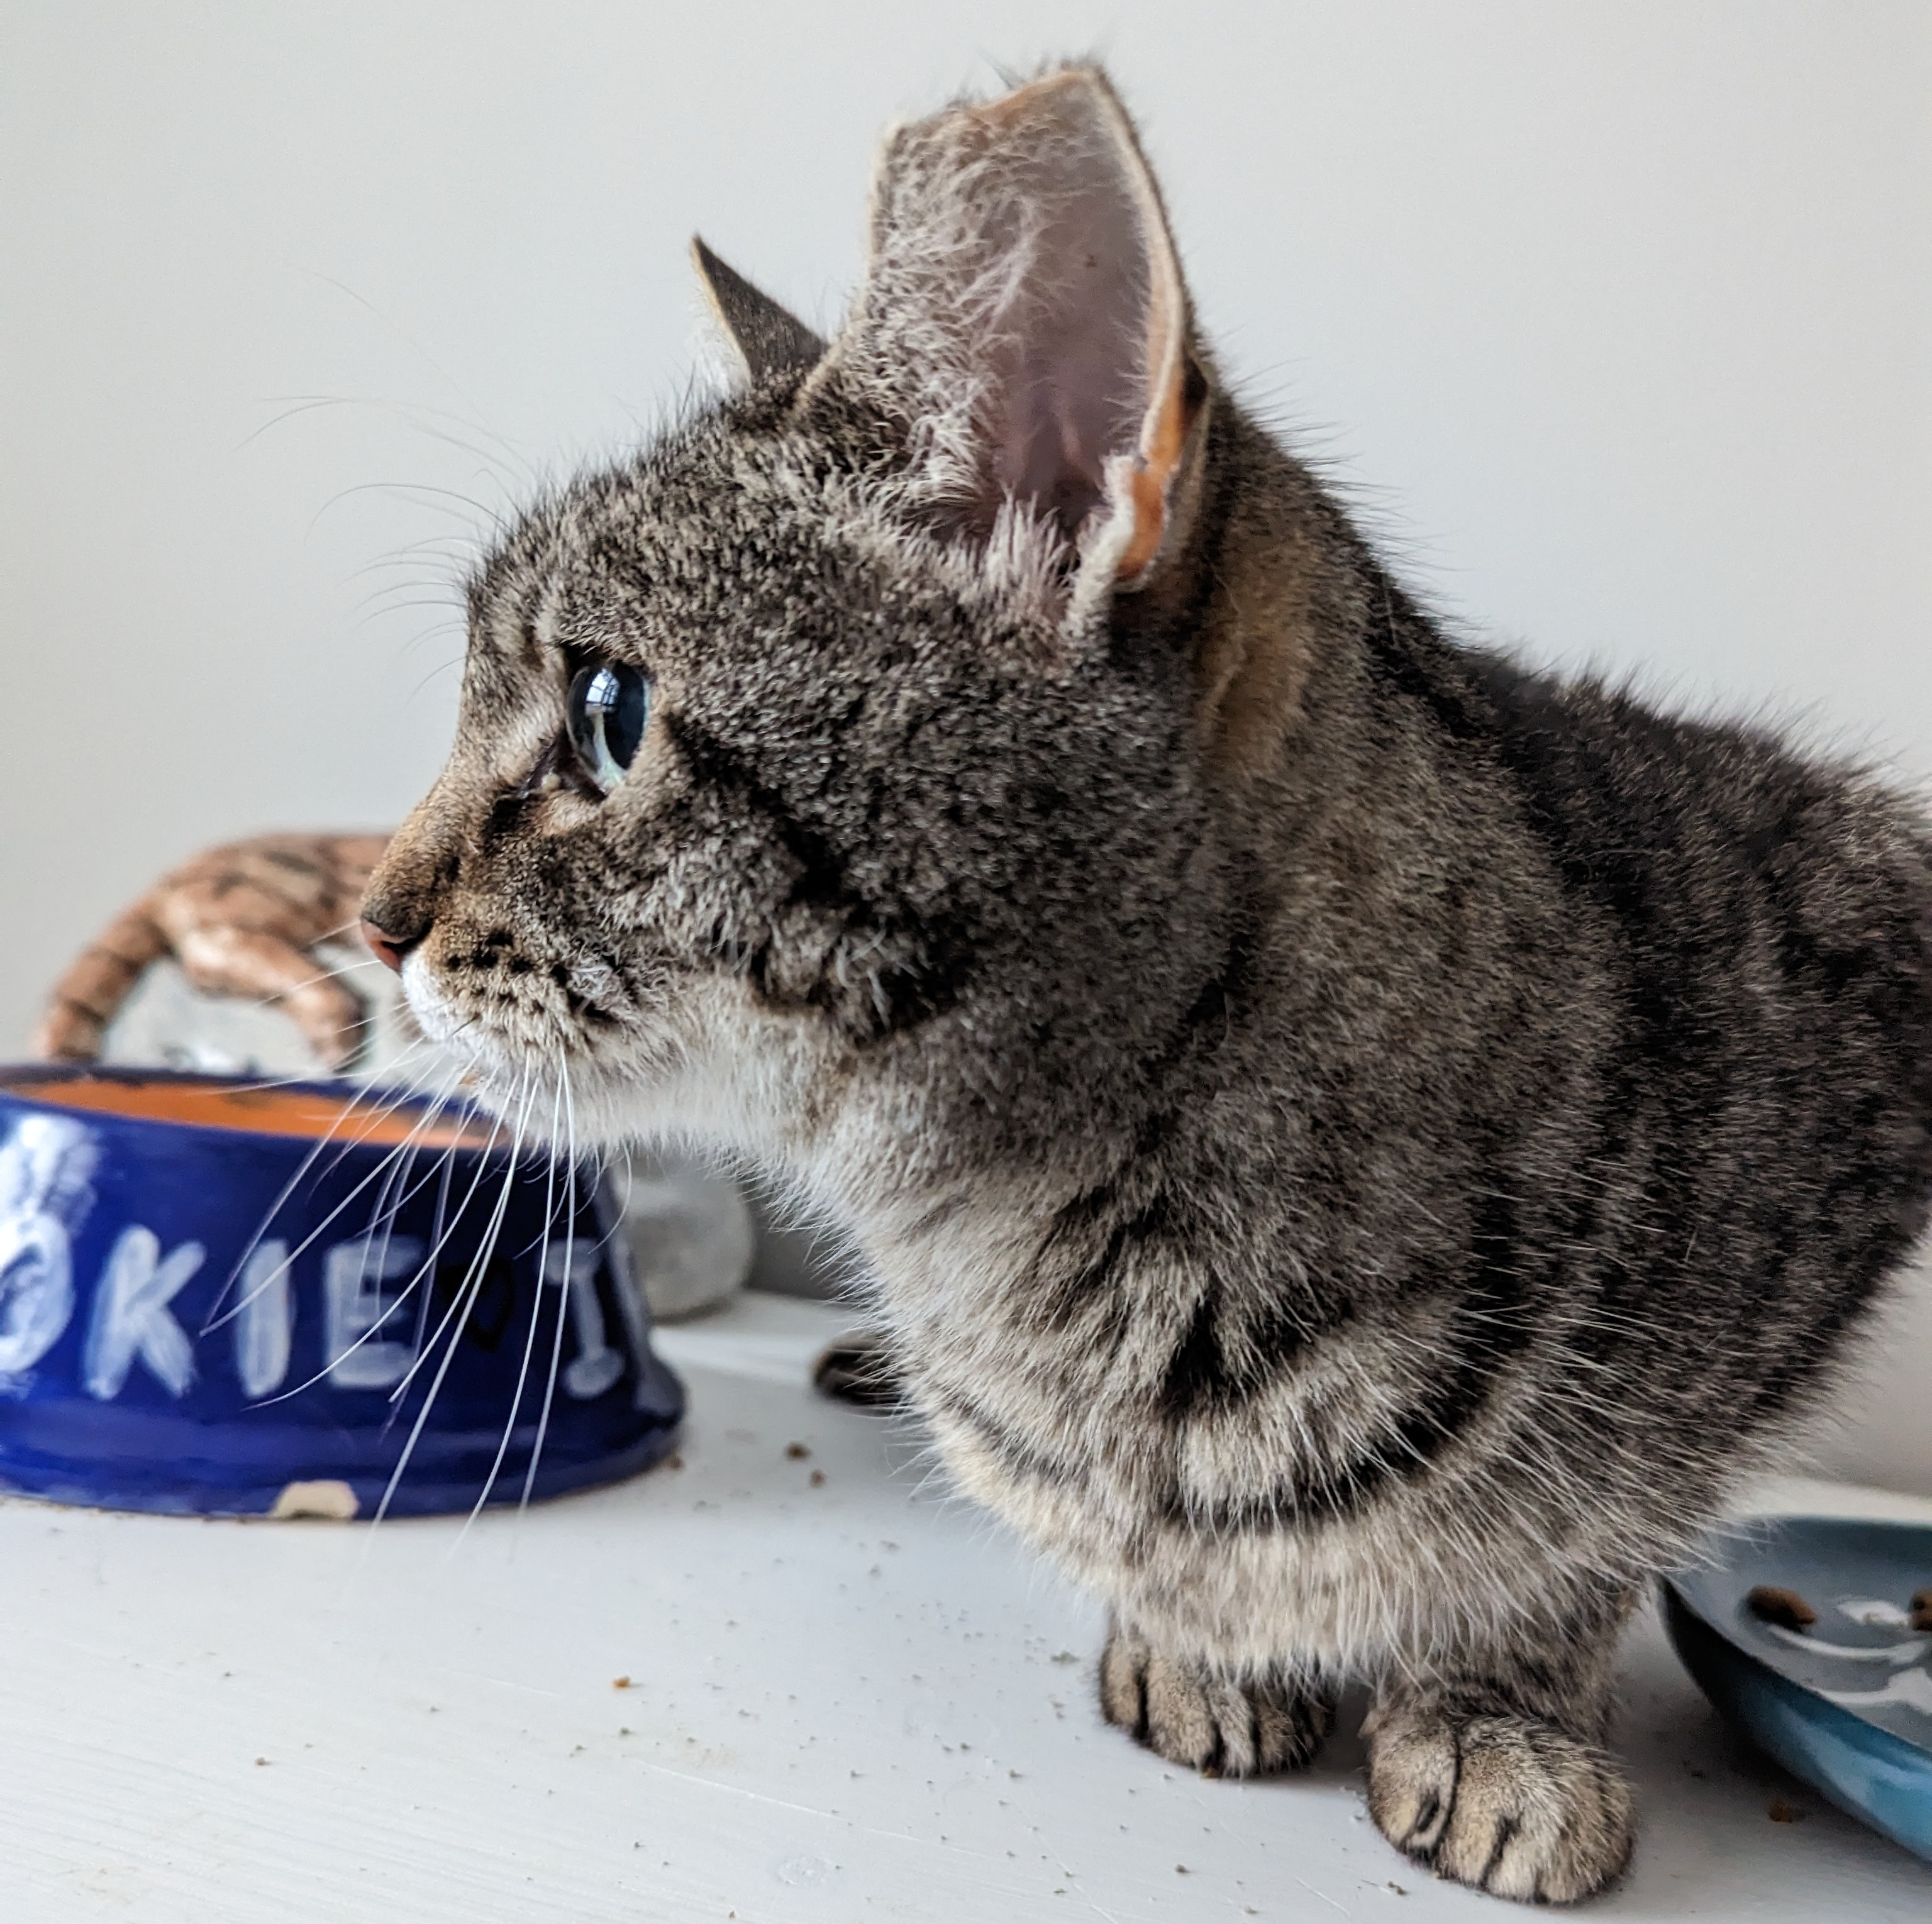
[[821, 67, 1209, 611], [692, 236, 826, 384]]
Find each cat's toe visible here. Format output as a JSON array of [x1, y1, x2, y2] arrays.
[[809, 1334, 900, 1408], [1365, 1705, 1633, 1904], [1098, 1628, 1330, 1777]]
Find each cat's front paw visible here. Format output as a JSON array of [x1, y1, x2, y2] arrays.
[[1364, 1700, 1633, 1904], [809, 1331, 901, 1408], [1098, 1628, 1332, 1777]]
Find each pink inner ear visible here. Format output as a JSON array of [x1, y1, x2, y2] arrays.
[[987, 189, 1148, 542], [839, 70, 1193, 574]]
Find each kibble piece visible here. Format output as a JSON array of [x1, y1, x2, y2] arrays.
[[1910, 1588, 1931, 1634], [1745, 1585, 1817, 1632]]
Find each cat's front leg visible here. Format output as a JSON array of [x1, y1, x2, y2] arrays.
[[810, 1328, 901, 1408], [1363, 1590, 1636, 1904], [1098, 1624, 1334, 1777]]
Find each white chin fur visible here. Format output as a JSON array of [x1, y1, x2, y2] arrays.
[[397, 949, 460, 1048], [396, 952, 784, 1166], [395, 953, 520, 1099], [396, 951, 696, 1144]]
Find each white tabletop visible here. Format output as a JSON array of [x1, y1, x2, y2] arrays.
[[3, 1290, 1926, 1922]]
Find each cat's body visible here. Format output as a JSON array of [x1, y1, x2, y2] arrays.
[[351, 70, 1932, 1901], [899, 549, 1932, 1683]]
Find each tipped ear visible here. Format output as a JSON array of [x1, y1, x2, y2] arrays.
[[831, 67, 1205, 592], [692, 236, 826, 384]]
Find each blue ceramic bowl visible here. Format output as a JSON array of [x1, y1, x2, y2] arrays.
[[0, 1064, 682, 1517], [1663, 1515, 1932, 1862]]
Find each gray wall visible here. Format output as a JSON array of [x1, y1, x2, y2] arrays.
[[4, 1, 1928, 1486]]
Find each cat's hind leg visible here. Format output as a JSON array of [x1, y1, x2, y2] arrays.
[[1364, 1587, 1636, 1904], [1099, 1625, 1334, 1777]]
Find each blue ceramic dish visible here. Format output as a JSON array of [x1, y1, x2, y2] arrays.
[[1663, 1515, 1932, 1862], [0, 1064, 682, 1517]]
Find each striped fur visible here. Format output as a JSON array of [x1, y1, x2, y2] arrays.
[[39, 832, 391, 1068], [362, 69, 1932, 1902]]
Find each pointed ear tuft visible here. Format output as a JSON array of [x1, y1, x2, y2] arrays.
[[692, 237, 826, 384], [832, 67, 1206, 594]]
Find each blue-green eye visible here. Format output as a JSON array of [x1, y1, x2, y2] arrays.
[[565, 662, 650, 796]]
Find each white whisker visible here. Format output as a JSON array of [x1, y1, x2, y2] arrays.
[[367, 1068, 539, 1531], [201, 1068, 447, 1332], [453, 1069, 571, 1548], [521, 1053, 581, 1515], [204, 1063, 465, 1335], [245, 1085, 511, 1407]]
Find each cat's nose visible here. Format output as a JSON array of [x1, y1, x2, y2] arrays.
[[360, 917, 419, 975]]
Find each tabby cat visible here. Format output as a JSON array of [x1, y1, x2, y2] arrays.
[[75, 69, 1932, 1903]]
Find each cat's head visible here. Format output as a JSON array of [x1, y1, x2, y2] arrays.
[[365, 69, 1285, 1174]]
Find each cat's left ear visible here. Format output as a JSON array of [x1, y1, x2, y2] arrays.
[[692, 236, 826, 384], [824, 67, 1208, 599]]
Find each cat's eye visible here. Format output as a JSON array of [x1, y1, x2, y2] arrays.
[[565, 661, 651, 796]]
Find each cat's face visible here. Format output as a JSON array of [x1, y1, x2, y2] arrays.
[[364, 70, 1233, 1168]]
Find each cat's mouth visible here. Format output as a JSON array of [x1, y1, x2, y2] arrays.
[[397, 946, 684, 1103], [399, 950, 592, 1073], [396, 951, 465, 1051], [396, 961, 747, 1158]]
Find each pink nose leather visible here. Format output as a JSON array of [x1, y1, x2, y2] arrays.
[[360, 918, 410, 975]]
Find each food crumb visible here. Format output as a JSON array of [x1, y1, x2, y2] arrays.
[[1768, 1797, 1806, 1823], [1911, 1586, 1932, 1634], [253, 1756, 269, 1767], [785, 1442, 811, 1459], [809, 1469, 826, 1486], [1175, 1864, 1189, 1874], [1746, 1585, 1818, 1631], [612, 1676, 633, 1689], [665, 1452, 684, 1471]]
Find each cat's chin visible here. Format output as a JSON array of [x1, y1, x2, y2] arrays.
[[396, 951, 465, 1053], [414, 1017, 753, 1163], [394, 953, 594, 1092], [394, 954, 814, 1163], [390, 961, 562, 1125]]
